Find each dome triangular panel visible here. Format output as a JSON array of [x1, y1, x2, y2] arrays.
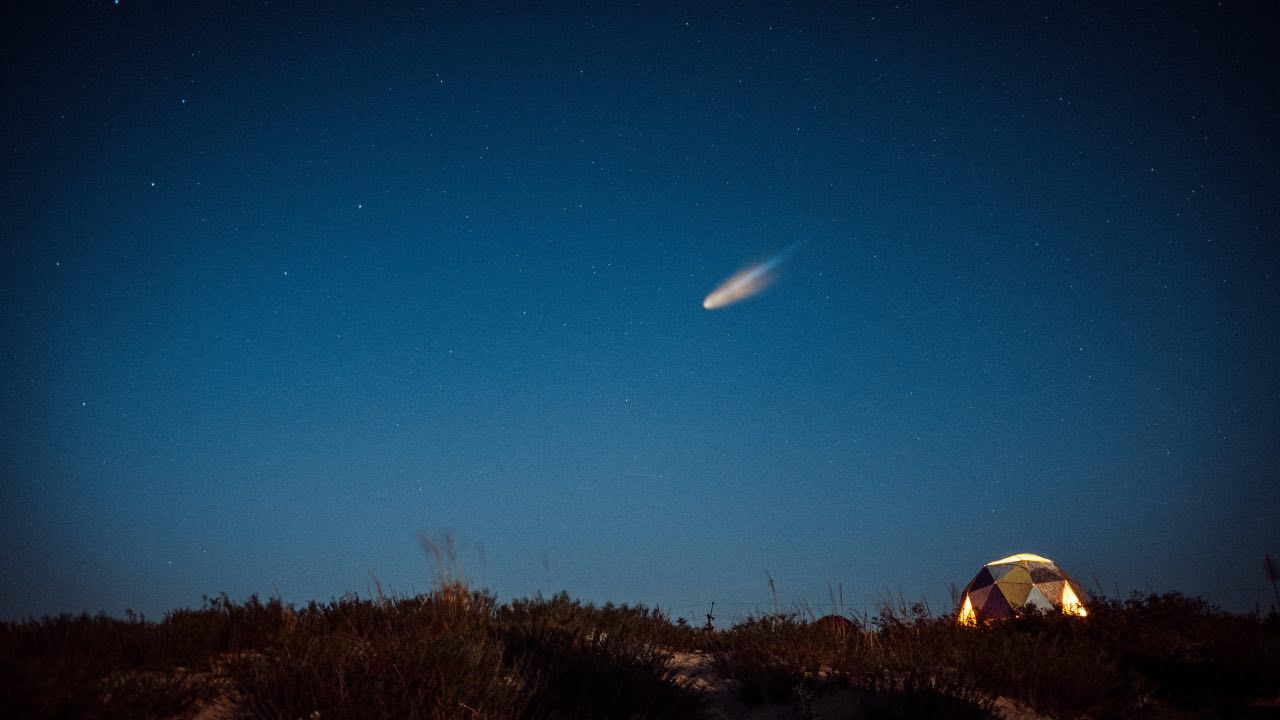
[[956, 552, 1088, 623]]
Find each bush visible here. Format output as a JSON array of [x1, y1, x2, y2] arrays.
[[499, 592, 703, 719], [711, 594, 1280, 719], [224, 590, 527, 720], [2, 588, 1275, 719]]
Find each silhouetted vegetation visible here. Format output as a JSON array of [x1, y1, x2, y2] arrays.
[[711, 593, 1280, 719], [1, 588, 1276, 719]]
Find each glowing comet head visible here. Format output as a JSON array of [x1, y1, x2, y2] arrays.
[[702, 242, 803, 310]]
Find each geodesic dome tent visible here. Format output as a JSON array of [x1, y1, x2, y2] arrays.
[[957, 553, 1088, 625]]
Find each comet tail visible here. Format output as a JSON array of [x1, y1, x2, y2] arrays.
[[702, 243, 802, 310]]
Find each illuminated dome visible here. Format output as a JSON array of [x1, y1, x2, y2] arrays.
[[957, 553, 1088, 625]]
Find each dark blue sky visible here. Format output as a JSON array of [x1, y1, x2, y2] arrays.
[[3, 1, 1277, 621]]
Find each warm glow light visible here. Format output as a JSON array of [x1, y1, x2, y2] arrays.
[[958, 595, 977, 626], [988, 553, 1052, 565], [702, 263, 776, 309], [702, 242, 804, 310], [1062, 582, 1087, 617]]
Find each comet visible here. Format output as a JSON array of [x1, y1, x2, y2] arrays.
[[702, 242, 804, 310]]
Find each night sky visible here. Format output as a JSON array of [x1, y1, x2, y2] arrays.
[[3, 1, 1278, 622]]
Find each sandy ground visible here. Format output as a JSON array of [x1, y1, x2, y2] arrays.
[[665, 650, 1050, 720], [181, 657, 1280, 720], [176, 650, 1105, 720]]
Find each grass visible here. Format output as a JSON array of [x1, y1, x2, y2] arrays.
[[1, 582, 1276, 719], [709, 593, 1280, 719]]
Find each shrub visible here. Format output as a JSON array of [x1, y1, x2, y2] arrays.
[[2, 588, 1275, 719]]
